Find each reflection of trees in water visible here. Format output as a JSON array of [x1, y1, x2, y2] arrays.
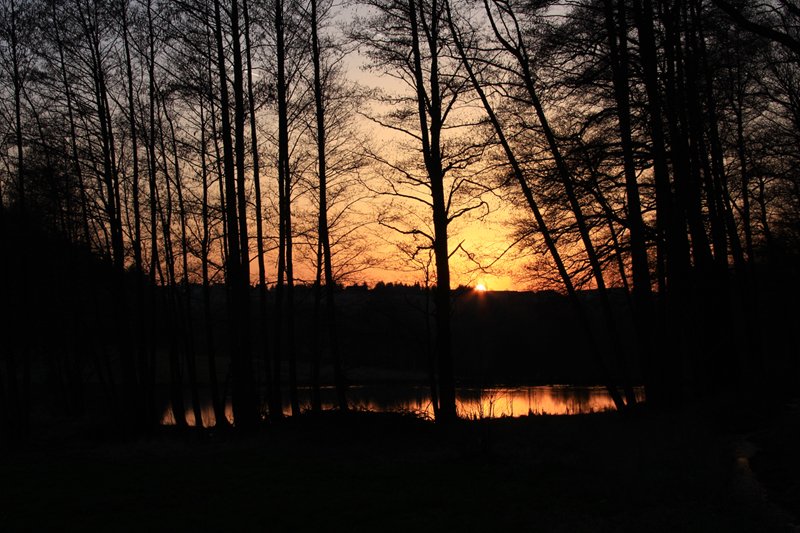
[[453, 386, 622, 418], [550, 386, 594, 414], [161, 385, 640, 425], [346, 386, 432, 414], [543, 386, 616, 414]]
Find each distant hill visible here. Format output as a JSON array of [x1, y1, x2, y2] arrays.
[[285, 285, 639, 386]]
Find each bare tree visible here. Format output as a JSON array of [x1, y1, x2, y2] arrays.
[[351, 0, 491, 421]]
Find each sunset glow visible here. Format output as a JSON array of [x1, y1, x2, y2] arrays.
[[160, 385, 645, 426], [475, 283, 488, 292]]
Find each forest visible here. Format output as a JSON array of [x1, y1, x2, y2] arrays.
[[1, 0, 799, 452]]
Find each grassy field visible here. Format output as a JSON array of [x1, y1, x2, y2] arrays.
[[1, 403, 797, 532]]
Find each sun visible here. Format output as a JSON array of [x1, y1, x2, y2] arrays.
[[475, 283, 488, 292]]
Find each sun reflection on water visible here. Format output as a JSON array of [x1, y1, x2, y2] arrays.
[[161, 385, 644, 427]]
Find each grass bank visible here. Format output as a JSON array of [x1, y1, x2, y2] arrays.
[[1, 403, 796, 531]]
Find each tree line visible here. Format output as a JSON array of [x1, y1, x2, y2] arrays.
[[0, 0, 798, 436]]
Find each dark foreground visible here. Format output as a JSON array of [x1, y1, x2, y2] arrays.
[[2, 401, 798, 532]]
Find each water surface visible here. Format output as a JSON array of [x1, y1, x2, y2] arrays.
[[161, 385, 643, 426]]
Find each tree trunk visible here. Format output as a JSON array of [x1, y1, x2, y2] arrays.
[[446, 7, 626, 410], [163, 98, 204, 428], [407, 0, 456, 421], [155, 88, 187, 429], [199, 88, 228, 428], [229, 0, 257, 427], [275, 0, 299, 417], [311, 0, 346, 411], [602, 0, 653, 406], [483, 0, 635, 406], [243, 0, 273, 416]]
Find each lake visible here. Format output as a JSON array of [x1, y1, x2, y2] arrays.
[[161, 385, 644, 426]]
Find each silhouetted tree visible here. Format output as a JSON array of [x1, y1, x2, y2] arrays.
[[351, 0, 491, 421]]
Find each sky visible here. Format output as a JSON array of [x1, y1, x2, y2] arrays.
[[326, 35, 528, 291]]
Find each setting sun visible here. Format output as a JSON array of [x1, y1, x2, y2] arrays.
[[475, 283, 488, 292]]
